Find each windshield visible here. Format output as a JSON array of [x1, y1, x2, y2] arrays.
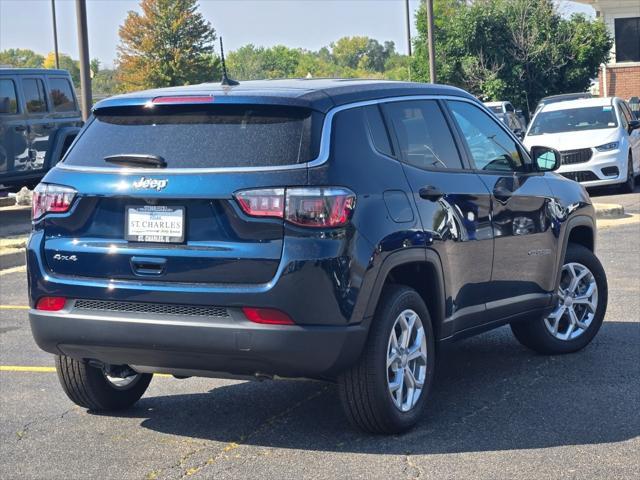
[[528, 105, 618, 135], [487, 105, 503, 114], [64, 104, 321, 168]]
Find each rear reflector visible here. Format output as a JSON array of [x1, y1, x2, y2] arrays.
[[32, 183, 77, 220], [151, 96, 215, 105], [242, 307, 294, 325], [36, 297, 66, 311], [234, 187, 356, 228]]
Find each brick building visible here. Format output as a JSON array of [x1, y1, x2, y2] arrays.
[[576, 0, 640, 99]]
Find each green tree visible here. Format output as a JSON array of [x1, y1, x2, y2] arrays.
[[44, 52, 81, 86], [92, 69, 118, 95], [412, 0, 612, 114], [90, 58, 101, 77], [0, 48, 44, 68], [116, 0, 219, 91]]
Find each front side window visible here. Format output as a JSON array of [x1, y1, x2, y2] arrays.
[[23, 78, 47, 114], [615, 17, 640, 62], [528, 105, 618, 135], [383, 100, 463, 170], [48, 78, 77, 112], [448, 100, 525, 172], [0, 79, 18, 114]]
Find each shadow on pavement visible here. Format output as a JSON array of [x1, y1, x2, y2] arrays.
[[102, 321, 639, 454]]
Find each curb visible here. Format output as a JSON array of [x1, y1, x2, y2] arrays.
[[593, 203, 625, 219], [0, 248, 25, 271]]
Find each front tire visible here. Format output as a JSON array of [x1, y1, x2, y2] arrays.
[[338, 285, 435, 434], [511, 244, 607, 354], [55, 355, 152, 411], [619, 154, 635, 194]]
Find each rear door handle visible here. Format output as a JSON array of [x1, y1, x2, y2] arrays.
[[14, 125, 27, 132], [419, 185, 444, 201], [131, 256, 167, 276]]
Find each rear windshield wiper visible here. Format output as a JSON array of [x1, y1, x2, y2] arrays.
[[104, 154, 167, 168]]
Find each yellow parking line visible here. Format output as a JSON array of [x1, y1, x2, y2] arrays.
[[0, 305, 30, 310], [0, 366, 56, 372]]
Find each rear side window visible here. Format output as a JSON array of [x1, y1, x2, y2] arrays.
[[364, 105, 393, 157], [64, 105, 321, 168], [48, 78, 76, 112], [0, 79, 18, 114], [23, 78, 48, 113], [383, 100, 463, 170]]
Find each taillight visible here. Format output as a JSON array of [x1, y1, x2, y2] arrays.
[[234, 187, 356, 228], [242, 307, 294, 325], [36, 296, 66, 311], [235, 188, 285, 217], [32, 184, 76, 221]]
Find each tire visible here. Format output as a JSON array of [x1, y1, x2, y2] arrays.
[[511, 244, 607, 354], [55, 355, 152, 411], [619, 154, 635, 194], [338, 285, 435, 434]]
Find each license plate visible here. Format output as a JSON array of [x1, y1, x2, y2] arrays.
[[125, 206, 185, 243]]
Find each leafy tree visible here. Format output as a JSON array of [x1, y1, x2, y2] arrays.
[[90, 58, 101, 77], [412, 0, 612, 114], [116, 0, 219, 91], [93, 69, 118, 95], [0, 48, 44, 68], [44, 52, 80, 86]]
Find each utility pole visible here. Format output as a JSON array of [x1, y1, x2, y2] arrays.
[[51, 0, 59, 69], [426, 0, 436, 83], [404, 0, 412, 57], [75, 0, 92, 120]]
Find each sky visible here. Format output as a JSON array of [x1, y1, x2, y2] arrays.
[[0, 0, 595, 69]]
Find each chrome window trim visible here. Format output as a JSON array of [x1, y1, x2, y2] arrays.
[[56, 94, 482, 175]]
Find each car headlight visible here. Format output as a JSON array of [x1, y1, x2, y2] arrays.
[[595, 142, 619, 152]]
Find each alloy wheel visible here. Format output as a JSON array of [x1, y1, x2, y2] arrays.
[[545, 262, 598, 341], [386, 309, 427, 412], [104, 371, 142, 390]]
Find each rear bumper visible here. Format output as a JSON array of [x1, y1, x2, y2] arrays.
[[29, 308, 368, 379]]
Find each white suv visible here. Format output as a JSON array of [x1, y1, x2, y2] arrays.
[[524, 97, 640, 193]]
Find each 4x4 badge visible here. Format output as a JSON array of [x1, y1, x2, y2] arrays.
[[132, 177, 168, 191]]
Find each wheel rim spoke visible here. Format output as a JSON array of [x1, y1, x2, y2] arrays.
[[545, 262, 598, 341], [387, 308, 427, 412]]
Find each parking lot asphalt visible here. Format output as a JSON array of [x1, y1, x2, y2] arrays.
[[1, 192, 638, 480]]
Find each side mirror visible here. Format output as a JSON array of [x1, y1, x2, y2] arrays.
[[514, 129, 525, 140], [531, 145, 561, 172], [629, 120, 640, 132]]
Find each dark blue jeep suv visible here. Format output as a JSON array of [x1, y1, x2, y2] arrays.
[[27, 79, 608, 433]]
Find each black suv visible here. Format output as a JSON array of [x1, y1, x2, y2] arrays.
[[27, 80, 607, 434]]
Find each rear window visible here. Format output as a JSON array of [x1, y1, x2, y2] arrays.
[[48, 78, 77, 112], [64, 104, 322, 168]]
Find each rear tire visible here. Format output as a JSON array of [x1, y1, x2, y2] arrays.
[[619, 154, 635, 194], [511, 244, 607, 354], [338, 285, 435, 434], [55, 355, 152, 411]]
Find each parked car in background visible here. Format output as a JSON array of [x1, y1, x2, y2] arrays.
[[629, 97, 639, 119], [484, 100, 527, 129], [28, 79, 608, 434], [534, 92, 593, 115], [494, 111, 526, 139], [0, 68, 82, 191], [524, 97, 640, 193]]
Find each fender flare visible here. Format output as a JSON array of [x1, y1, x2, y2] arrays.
[[554, 214, 596, 289], [360, 248, 446, 335]]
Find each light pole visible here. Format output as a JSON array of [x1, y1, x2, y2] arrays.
[[426, 0, 436, 83], [404, 0, 412, 57], [51, 0, 59, 69], [75, 0, 92, 120]]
